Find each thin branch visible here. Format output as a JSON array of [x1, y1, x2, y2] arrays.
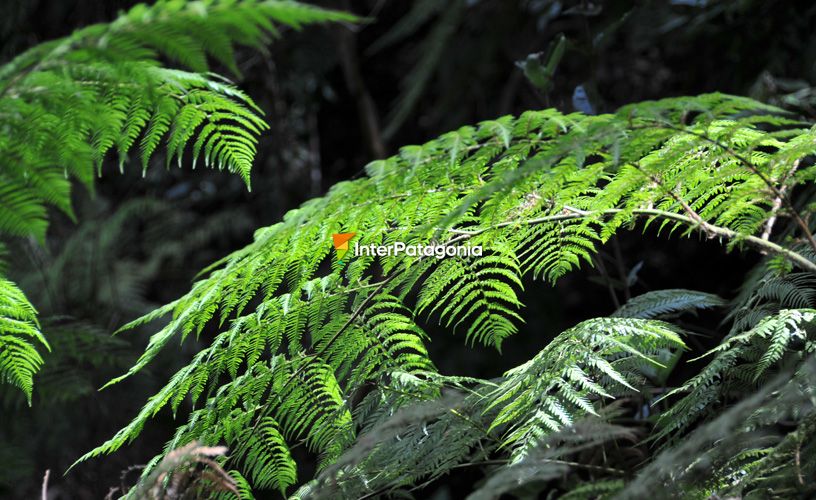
[[762, 159, 801, 242], [643, 120, 816, 252], [449, 408, 502, 445]]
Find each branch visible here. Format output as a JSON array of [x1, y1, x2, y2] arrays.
[[41, 469, 50, 500], [762, 159, 801, 241], [643, 120, 816, 252]]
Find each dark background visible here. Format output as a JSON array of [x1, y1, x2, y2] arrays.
[[2, 0, 816, 498]]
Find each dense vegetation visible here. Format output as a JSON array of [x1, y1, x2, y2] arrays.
[[3, 1, 816, 499]]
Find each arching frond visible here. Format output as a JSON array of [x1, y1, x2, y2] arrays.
[[654, 308, 816, 442], [613, 289, 725, 319], [0, 0, 354, 397], [89, 93, 816, 495], [0, 279, 48, 404]]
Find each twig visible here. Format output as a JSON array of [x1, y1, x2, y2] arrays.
[[762, 159, 801, 242], [41, 469, 50, 500], [795, 433, 805, 486]]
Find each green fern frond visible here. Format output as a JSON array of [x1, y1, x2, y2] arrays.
[[233, 417, 297, 494], [296, 318, 674, 498], [469, 419, 631, 500], [0, 278, 49, 403], [655, 308, 816, 442], [0, 0, 355, 233], [91, 93, 816, 494], [486, 317, 683, 461], [625, 358, 816, 498], [417, 242, 523, 348], [0, 0, 354, 397]]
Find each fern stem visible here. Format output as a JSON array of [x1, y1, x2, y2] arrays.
[[762, 159, 801, 241], [447, 208, 816, 273], [642, 120, 816, 253]]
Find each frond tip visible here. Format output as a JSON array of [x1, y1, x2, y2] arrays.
[[0, 278, 50, 403], [487, 317, 685, 461]]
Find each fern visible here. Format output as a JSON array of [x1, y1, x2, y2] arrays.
[[485, 317, 683, 461], [654, 308, 816, 442], [0, 0, 354, 397], [613, 288, 725, 319], [294, 318, 680, 499], [467, 418, 632, 500], [0, 0, 353, 235], [0, 279, 48, 403], [83, 92, 816, 495], [624, 357, 816, 498]]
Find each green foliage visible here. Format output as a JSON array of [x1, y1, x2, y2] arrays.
[[294, 318, 679, 499], [486, 317, 683, 461], [85, 92, 816, 496], [655, 308, 816, 442], [0, 0, 354, 398], [612, 288, 725, 319], [0, 192, 260, 493], [624, 358, 816, 498], [0, 278, 48, 403], [0, 0, 352, 238]]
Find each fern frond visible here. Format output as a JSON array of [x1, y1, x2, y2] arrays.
[[654, 308, 816, 442], [624, 358, 816, 498], [92, 93, 816, 493], [486, 317, 683, 461], [0, 0, 354, 397], [0, 0, 354, 235], [416, 241, 523, 348], [0, 278, 49, 403], [468, 419, 632, 500], [613, 289, 725, 319]]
